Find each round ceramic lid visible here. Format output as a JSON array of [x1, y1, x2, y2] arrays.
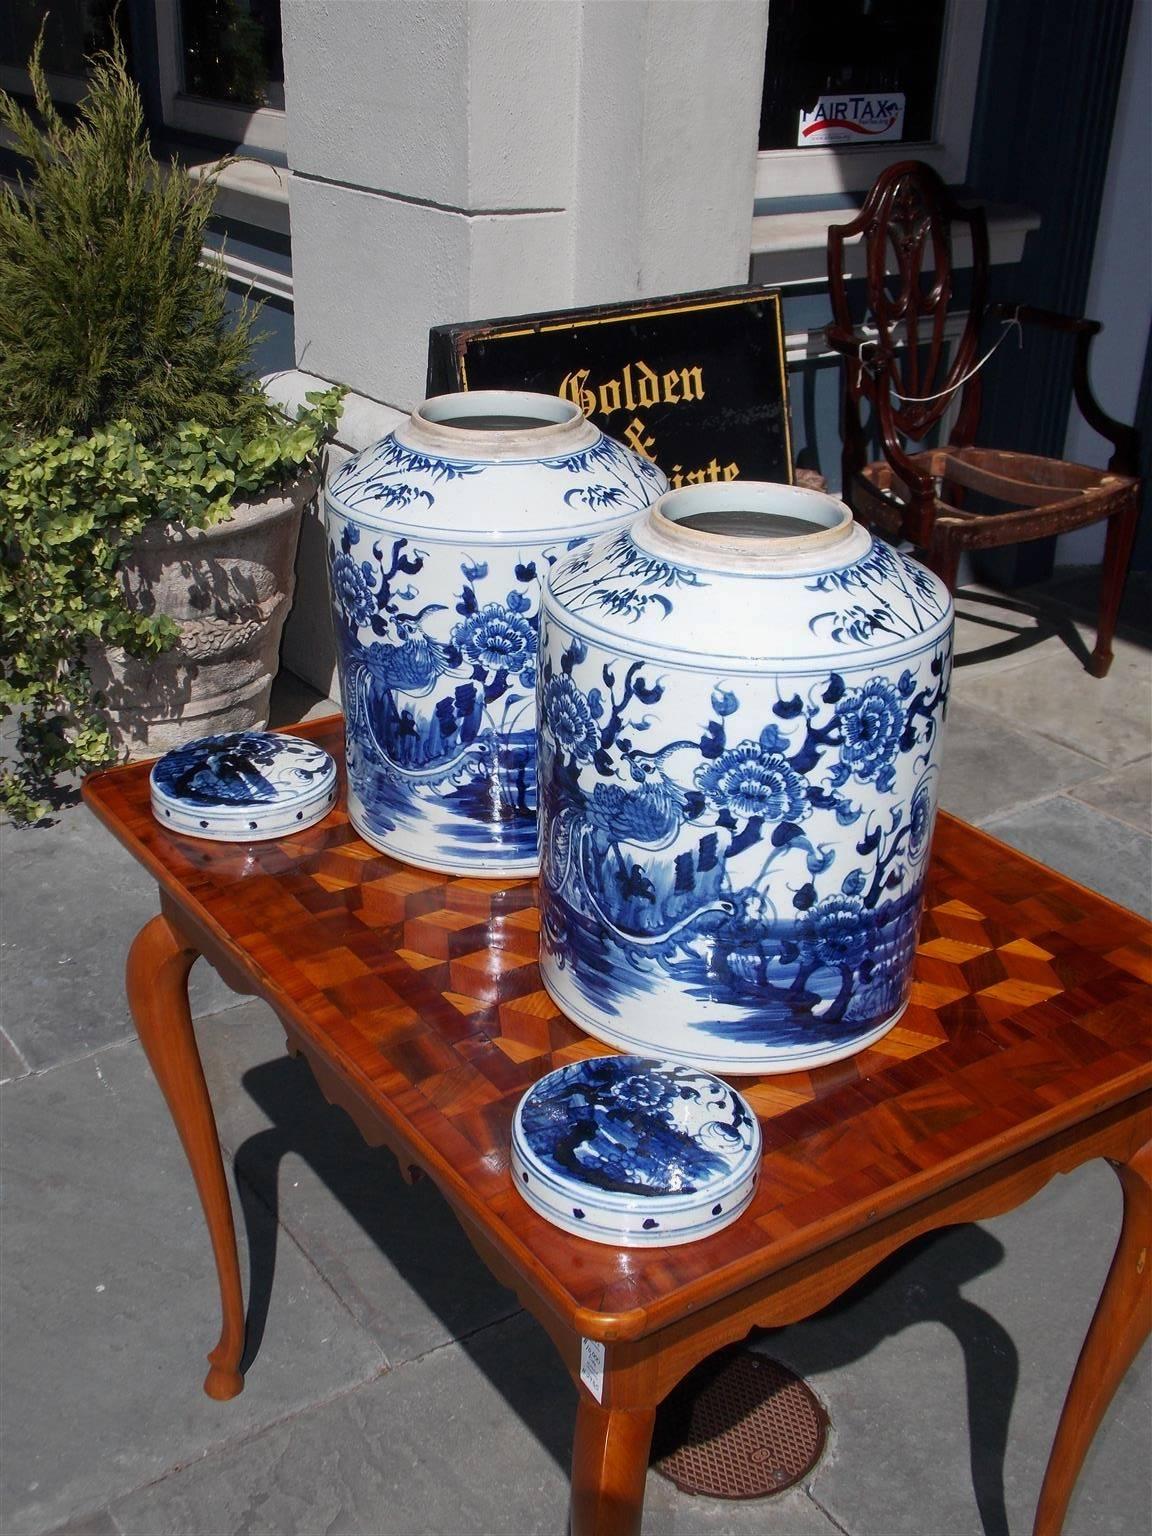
[[511, 1056, 762, 1247], [149, 731, 338, 841]]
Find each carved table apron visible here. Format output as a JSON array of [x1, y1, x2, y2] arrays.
[[84, 716, 1152, 1536]]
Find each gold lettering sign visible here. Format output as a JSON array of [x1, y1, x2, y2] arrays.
[[560, 361, 728, 478], [426, 286, 794, 487]]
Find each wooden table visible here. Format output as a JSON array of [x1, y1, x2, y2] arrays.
[[85, 716, 1151, 1536]]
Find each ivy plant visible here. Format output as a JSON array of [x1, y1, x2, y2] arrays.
[[0, 396, 343, 821], [0, 39, 345, 821]]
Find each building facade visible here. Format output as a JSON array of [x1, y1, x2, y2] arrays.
[[3, 0, 1147, 696]]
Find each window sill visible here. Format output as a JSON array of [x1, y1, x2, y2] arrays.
[[185, 155, 290, 237], [750, 202, 1041, 285], [263, 370, 404, 454]]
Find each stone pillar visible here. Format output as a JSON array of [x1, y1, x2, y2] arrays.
[[281, 0, 768, 411], [276, 0, 769, 693]]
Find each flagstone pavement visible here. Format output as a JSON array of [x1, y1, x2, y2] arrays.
[[2, 571, 1150, 1536]]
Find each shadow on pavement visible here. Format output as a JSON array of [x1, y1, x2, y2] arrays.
[[233, 1052, 574, 1470], [755, 1224, 1018, 1536], [231, 1051, 1019, 1532], [953, 588, 1094, 671]]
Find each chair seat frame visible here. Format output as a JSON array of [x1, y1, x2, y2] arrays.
[[826, 160, 1141, 677]]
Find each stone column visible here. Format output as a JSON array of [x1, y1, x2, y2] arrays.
[[276, 0, 769, 691], [281, 0, 767, 409]]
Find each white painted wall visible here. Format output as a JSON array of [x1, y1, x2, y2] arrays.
[[567, 0, 767, 301], [1057, 0, 1150, 564]]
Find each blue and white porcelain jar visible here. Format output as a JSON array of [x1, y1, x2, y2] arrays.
[[511, 1056, 762, 1246], [324, 392, 667, 874], [537, 482, 953, 1074]]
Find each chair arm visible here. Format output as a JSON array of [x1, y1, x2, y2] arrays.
[[994, 305, 1141, 474], [992, 302, 1100, 337], [825, 325, 897, 370], [826, 324, 866, 359]]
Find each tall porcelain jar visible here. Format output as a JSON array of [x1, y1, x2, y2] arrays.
[[324, 391, 667, 874], [537, 482, 954, 1074]]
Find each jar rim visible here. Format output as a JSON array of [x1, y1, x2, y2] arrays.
[[401, 390, 599, 458], [645, 482, 856, 567], [414, 390, 582, 432]]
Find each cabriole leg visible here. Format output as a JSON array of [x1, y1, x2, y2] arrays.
[[127, 912, 246, 1400], [569, 1397, 657, 1536], [1033, 1137, 1152, 1534]]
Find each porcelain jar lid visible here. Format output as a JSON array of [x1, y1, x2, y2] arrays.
[[149, 731, 338, 841], [511, 1055, 762, 1247]]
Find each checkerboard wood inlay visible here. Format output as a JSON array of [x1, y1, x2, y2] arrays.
[[87, 717, 1152, 1325]]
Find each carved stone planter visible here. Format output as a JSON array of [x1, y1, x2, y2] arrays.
[[88, 475, 315, 759]]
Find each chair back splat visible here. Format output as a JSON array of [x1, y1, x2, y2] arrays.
[[825, 159, 1141, 678], [829, 161, 988, 473]]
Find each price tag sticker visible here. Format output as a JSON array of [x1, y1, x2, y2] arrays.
[[580, 1337, 605, 1403]]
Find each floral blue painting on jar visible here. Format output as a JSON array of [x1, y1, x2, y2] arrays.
[[537, 483, 953, 1074], [324, 392, 667, 875]]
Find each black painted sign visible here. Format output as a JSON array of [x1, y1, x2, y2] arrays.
[[426, 285, 793, 487]]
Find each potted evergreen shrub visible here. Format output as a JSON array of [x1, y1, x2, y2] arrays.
[[0, 40, 342, 821]]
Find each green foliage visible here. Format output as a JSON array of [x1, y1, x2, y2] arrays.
[[0, 388, 345, 823], [0, 34, 269, 440], [0, 34, 346, 822]]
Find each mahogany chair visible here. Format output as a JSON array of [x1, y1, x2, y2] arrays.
[[826, 160, 1141, 677]]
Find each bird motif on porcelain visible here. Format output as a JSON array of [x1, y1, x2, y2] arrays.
[[151, 731, 331, 808], [329, 526, 551, 855], [518, 1056, 757, 1198]]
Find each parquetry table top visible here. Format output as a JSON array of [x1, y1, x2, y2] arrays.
[[85, 715, 1152, 1343]]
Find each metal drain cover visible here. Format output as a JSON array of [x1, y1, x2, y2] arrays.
[[652, 1347, 829, 1500]]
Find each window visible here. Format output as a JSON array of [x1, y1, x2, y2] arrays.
[[155, 0, 286, 152], [0, 2, 287, 153], [0, 2, 123, 104], [755, 0, 987, 198], [178, 0, 283, 111]]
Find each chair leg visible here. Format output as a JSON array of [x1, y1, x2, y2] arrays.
[[925, 538, 961, 593], [1090, 497, 1140, 678]]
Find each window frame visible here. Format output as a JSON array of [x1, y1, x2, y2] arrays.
[[152, 0, 286, 153], [0, 62, 88, 103], [753, 0, 987, 199]]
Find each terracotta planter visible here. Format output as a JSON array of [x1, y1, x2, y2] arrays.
[[88, 475, 314, 759]]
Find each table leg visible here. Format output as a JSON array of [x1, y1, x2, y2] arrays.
[[1033, 1138, 1152, 1535], [127, 912, 246, 1401], [569, 1398, 656, 1536]]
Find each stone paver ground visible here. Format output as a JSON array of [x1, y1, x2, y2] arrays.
[[2, 572, 1150, 1536]]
